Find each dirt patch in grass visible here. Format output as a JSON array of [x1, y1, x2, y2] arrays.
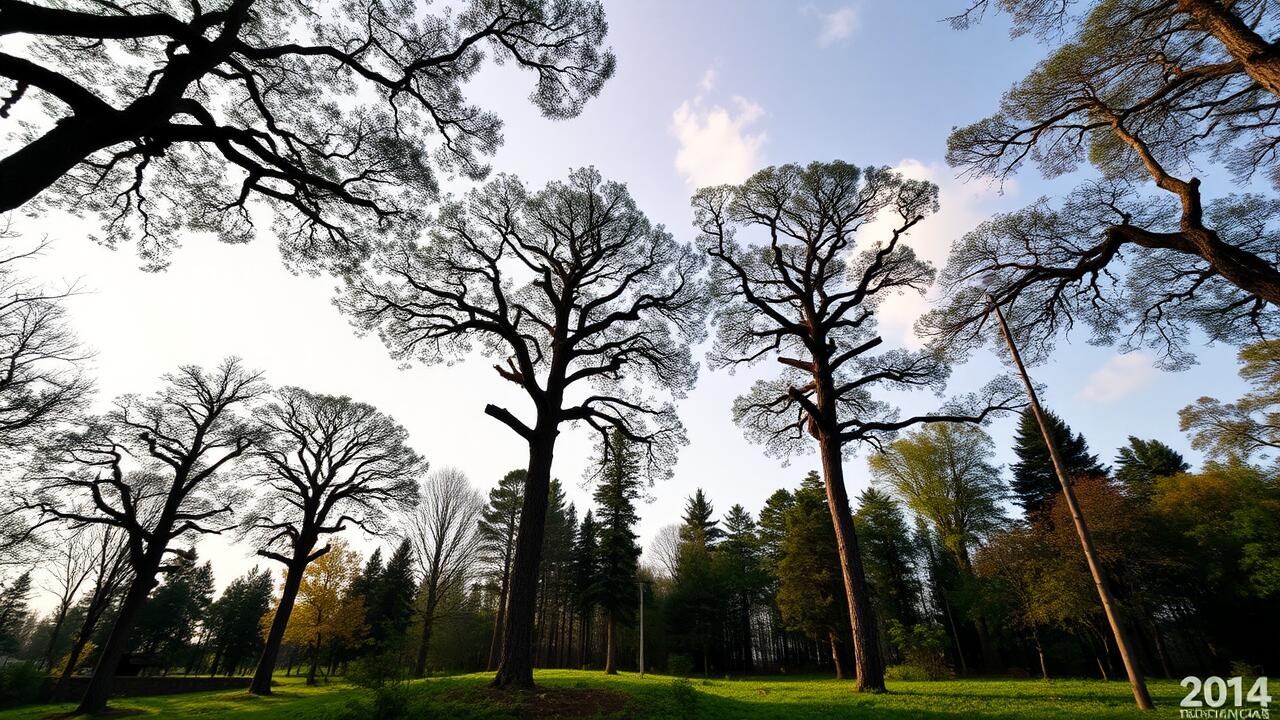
[[442, 686, 631, 718]]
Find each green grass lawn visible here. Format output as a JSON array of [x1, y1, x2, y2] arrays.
[[0, 671, 1192, 719]]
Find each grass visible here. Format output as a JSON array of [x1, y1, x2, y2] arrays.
[[0, 670, 1192, 719]]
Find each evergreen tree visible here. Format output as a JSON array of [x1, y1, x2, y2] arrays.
[[591, 430, 642, 674], [854, 487, 923, 656], [721, 504, 765, 673], [1114, 437, 1190, 501], [1010, 409, 1107, 515], [478, 469, 524, 671], [757, 489, 795, 577], [536, 480, 576, 668], [776, 472, 850, 679], [571, 511, 600, 667], [0, 571, 32, 654], [681, 488, 722, 546], [365, 539, 417, 656], [207, 567, 274, 676], [131, 551, 215, 668]]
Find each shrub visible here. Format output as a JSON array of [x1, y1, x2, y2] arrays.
[[338, 653, 411, 720], [669, 677, 699, 720], [667, 653, 694, 677], [887, 621, 953, 681], [0, 662, 43, 709]]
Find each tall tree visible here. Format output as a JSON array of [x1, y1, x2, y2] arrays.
[[0, 570, 32, 654], [478, 469, 524, 672], [1114, 437, 1190, 501], [695, 160, 1019, 692], [721, 503, 765, 673], [929, 0, 1280, 370], [245, 386, 423, 694], [24, 358, 263, 713], [281, 541, 366, 685], [205, 567, 273, 676], [1010, 408, 1106, 516], [1181, 340, 1280, 465], [0, 0, 614, 272], [341, 168, 708, 687], [590, 430, 641, 674], [37, 530, 96, 671], [129, 549, 214, 668], [406, 467, 483, 678], [51, 524, 130, 699], [364, 538, 417, 656], [853, 488, 922, 634]]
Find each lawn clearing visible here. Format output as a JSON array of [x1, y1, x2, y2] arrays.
[[0, 671, 1192, 719]]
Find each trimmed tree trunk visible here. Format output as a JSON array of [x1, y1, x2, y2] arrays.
[[603, 611, 617, 675], [816, 427, 886, 692], [75, 548, 164, 714], [491, 433, 555, 688], [250, 556, 308, 695], [829, 631, 846, 680]]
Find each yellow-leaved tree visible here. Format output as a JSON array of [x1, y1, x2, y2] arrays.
[[270, 541, 366, 684]]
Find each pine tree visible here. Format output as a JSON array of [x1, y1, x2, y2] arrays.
[[1114, 437, 1190, 501], [1011, 408, 1107, 515], [854, 488, 923, 637], [130, 550, 214, 668], [207, 567, 274, 676], [478, 469, 524, 671], [0, 571, 32, 654], [681, 488, 723, 547], [721, 504, 764, 673], [365, 539, 416, 656], [591, 430, 642, 674], [571, 511, 599, 668]]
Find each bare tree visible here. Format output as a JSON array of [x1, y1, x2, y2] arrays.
[[932, 0, 1280, 369], [405, 467, 483, 678], [694, 161, 1021, 692], [50, 522, 130, 700], [340, 167, 708, 687], [0, 0, 614, 272], [23, 358, 264, 713], [647, 523, 682, 580], [244, 386, 423, 695], [37, 529, 95, 671]]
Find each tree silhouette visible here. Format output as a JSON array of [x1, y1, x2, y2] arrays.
[[245, 386, 423, 695], [590, 429, 641, 675], [341, 167, 707, 687], [931, 0, 1280, 369], [1010, 408, 1107, 516], [24, 357, 264, 713], [695, 160, 1020, 692], [0, 0, 614, 272]]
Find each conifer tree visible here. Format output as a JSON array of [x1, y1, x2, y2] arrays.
[[1010, 409, 1106, 516], [479, 470, 524, 671], [1114, 437, 1190, 501], [591, 430, 642, 674], [681, 489, 722, 547]]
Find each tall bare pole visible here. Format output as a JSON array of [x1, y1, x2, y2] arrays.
[[989, 297, 1153, 710], [638, 580, 645, 677]]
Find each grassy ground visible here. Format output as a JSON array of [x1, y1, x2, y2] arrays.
[[0, 670, 1191, 719]]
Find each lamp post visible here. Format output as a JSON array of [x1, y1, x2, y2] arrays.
[[637, 578, 649, 677]]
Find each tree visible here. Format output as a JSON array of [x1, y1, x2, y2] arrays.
[[571, 509, 599, 665], [1010, 408, 1106, 516], [37, 530, 96, 671], [1114, 437, 1190, 501], [245, 386, 422, 694], [928, 0, 1280, 370], [680, 489, 722, 546], [51, 524, 130, 699], [478, 469, 524, 671], [281, 541, 365, 685], [853, 488, 922, 635], [646, 523, 681, 580], [721, 504, 765, 673], [868, 423, 1008, 671], [205, 567, 273, 676], [1181, 340, 1280, 465], [341, 167, 708, 687], [24, 358, 263, 713], [364, 538, 417, 656], [406, 467, 483, 678], [0, 570, 32, 654], [776, 472, 849, 679], [0, 0, 615, 272], [591, 429, 641, 674], [129, 549, 214, 669], [695, 160, 1020, 692]]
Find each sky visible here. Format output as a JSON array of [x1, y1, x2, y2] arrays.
[[4, 1, 1255, 608]]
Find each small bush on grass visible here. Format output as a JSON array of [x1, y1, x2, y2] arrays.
[[887, 621, 954, 680], [0, 662, 43, 708], [338, 653, 410, 720], [669, 677, 699, 720]]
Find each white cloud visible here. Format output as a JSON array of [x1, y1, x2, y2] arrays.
[[817, 6, 859, 47], [671, 96, 766, 188], [860, 159, 1011, 348], [1078, 353, 1157, 403], [699, 67, 717, 92]]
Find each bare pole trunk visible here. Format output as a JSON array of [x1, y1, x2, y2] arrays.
[[491, 432, 555, 688], [990, 298, 1153, 710]]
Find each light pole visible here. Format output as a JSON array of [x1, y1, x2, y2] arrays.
[[637, 578, 649, 677]]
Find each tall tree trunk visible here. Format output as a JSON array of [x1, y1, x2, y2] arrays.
[[740, 593, 754, 673], [1033, 630, 1048, 680], [414, 585, 439, 678], [306, 637, 320, 686], [829, 631, 846, 680], [491, 434, 555, 688], [603, 611, 617, 675], [75, 551, 163, 714], [817, 429, 885, 692], [250, 558, 307, 695], [40, 604, 70, 671]]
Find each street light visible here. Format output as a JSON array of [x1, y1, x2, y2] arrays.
[[637, 578, 651, 677]]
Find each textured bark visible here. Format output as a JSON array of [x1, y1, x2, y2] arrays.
[[250, 557, 307, 695], [828, 631, 846, 680], [75, 549, 163, 714]]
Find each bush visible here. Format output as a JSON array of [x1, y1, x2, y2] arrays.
[[338, 653, 411, 720], [669, 677, 699, 720], [667, 653, 694, 677], [887, 621, 953, 681], [0, 662, 44, 709]]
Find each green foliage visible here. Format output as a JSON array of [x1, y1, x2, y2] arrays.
[[680, 489, 722, 547], [854, 487, 923, 632], [0, 662, 41, 709], [667, 654, 694, 677], [1009, 409, 1105, 516], [668, 677, 699, 720], [1113, 437, 1189, 500], [591, 430, 642, 620], [0, 573, 32, 655], [206, 566, 274, 675], [130, 550, 214, 666], [1181, 340, 1280, 467], [775, 472, 846, 643], [362, 540, 417, 656], [886, 621, 952, 680]]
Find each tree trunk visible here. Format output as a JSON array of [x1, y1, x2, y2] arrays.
[[603, 611, 617, 675], [817, 429, 885, 692], [40, 603, 70, 672], [1033, 630, 1048, 680], [75, 552, 162, 714], [250, 557, 307, 695], [306, 637, 320, 686], [491, 434, 555, 688], [829, 631, 846, 680], [414, 582, 440, 678], [740, 592, 754, 673]]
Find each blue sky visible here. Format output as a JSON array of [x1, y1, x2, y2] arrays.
[[11, 0, 1256, 600]]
